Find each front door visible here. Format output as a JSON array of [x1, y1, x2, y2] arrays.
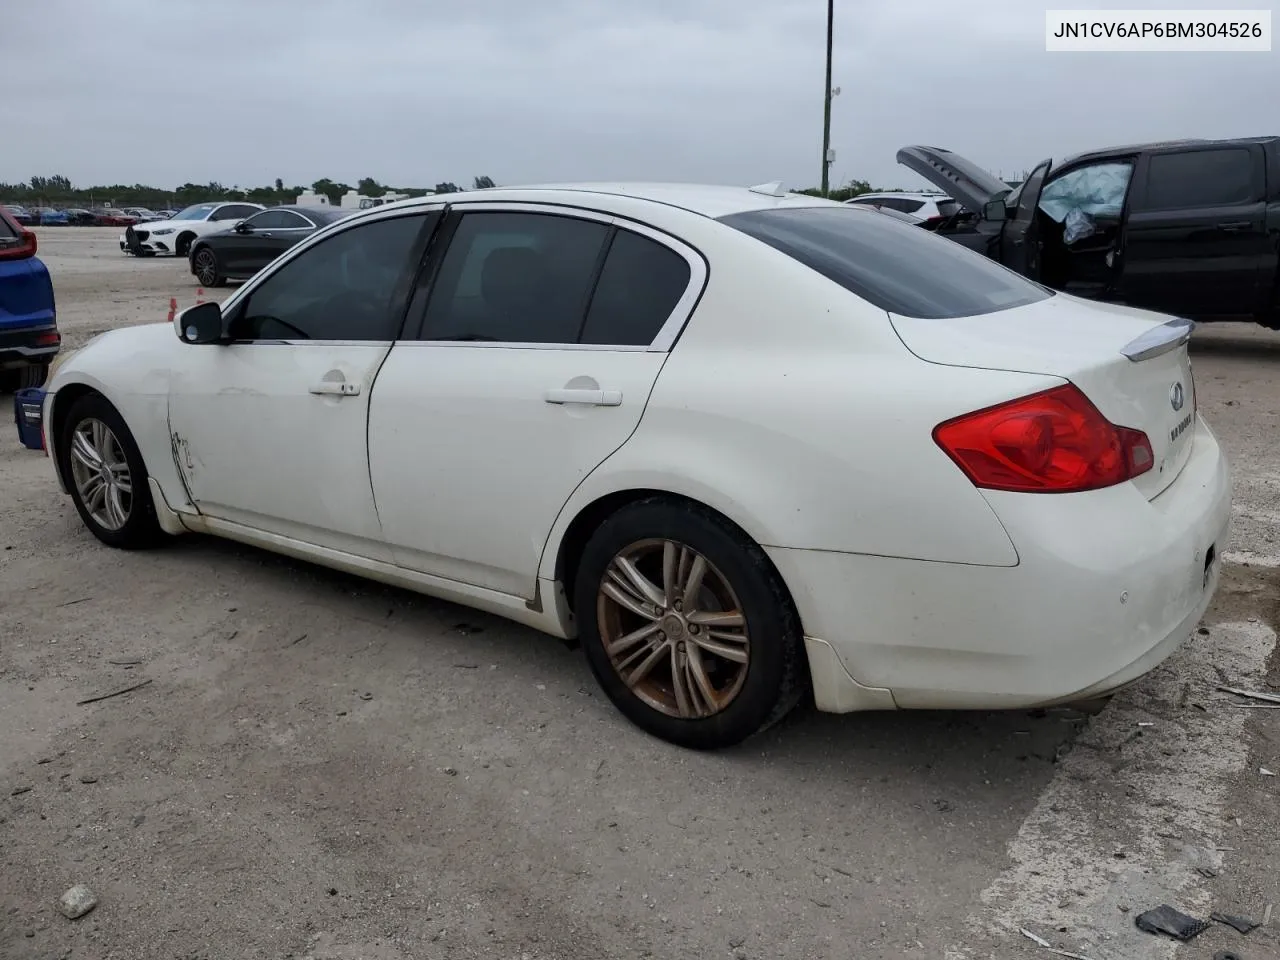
[[168, 209, 439, 559], [1000, 158, 1051, 279], [1117, 144, 1269, 317], [368, 205, 704, 598]]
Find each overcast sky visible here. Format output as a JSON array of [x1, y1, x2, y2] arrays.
[[4, 0, 1276, 192]]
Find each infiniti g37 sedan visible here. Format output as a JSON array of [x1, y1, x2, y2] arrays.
[[42, 182, 1231, 750]]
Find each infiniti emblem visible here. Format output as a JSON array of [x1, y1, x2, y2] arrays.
[[1170, 382, 1185, 412]]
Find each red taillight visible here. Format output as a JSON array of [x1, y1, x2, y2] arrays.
[[0, 228, 38, 260], [933, 384, 1153, 493], [35, 331, 61, 347]]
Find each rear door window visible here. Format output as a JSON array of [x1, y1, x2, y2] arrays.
[[718, 205, 1051, 319], [1138, 148, 1255, 210], [579, 228, 692, 346]]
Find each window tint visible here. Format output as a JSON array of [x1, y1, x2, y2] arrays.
[[211, 204, 261, 221], [580, 229, 691, 345], [718, 206, 1051, 320], [420, 211, 609, 343], [248, 210, 308, 229], [231, 213, 432, 341], [1141, 149, 1254, 209], [883, 198, 925, 214]]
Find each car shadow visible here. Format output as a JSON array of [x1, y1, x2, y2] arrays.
[[160, 532, 1083, 804]]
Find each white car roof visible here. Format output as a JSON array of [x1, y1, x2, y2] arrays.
[[361, 183, 846, 220]]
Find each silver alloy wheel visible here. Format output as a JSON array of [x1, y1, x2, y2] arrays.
[[194, 249, 217, 286], [596, 538, 750, 719], [68, 418, 133, 531]]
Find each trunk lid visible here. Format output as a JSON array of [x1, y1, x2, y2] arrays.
[[891, 294, 1197, 500], [896, 145, 1013, 215]]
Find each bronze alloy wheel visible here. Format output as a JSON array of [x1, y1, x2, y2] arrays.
[[596, 538, 750, 719]]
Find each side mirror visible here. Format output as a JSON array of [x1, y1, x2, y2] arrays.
[[983, 199, 1008, 222], [176, 301, 225, 344], [233, 221, 252, 233]]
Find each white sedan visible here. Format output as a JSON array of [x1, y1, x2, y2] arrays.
[[119, 201, 264, 257], [44, 182, 1231, 749]]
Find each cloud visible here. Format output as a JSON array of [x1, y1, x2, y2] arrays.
[[2, 0, 1274, 191]]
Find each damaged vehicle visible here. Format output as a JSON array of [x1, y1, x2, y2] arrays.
[[898, 137, 1280, 329]]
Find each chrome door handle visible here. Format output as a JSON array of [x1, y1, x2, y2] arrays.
[[309, 381, 360, 396], [544, 388, 622, 406]]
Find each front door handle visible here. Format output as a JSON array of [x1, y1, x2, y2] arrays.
[[310, 380, 360, 396], [1216, 221, 1251, 232], [544, 388, 622, 406]]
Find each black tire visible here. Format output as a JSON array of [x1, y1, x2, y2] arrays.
[[192, 246, 225, 287], [575, 497, 806, 750], [19, 362, 49, 389], [175, 232, 196, 257], [57, 393, 165, 550]]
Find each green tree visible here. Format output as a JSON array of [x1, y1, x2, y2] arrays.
[[472, 175, 496, 190], [434, 182, 461, 194], [357, 177, 386, 198]]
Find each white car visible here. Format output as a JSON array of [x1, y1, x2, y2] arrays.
[[845, 191, 961, 224], [45, 182, 1230, 750], [119, 201, 264, 257]]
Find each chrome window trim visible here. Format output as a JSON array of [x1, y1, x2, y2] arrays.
[[415, 200, 709, 352]]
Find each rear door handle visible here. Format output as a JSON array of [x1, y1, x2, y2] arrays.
[[1216, 221, 1252, 232], [544, 388, 622, 406], [309, 381, 360, 396]]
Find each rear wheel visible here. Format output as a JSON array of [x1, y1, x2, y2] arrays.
[[57, 393, 164, 549], [175, 232, 196, 257], [575, 498, 806, 750], [192, 247, 225, 287]]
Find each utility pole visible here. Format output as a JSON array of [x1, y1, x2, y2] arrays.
[[820, 0, 834, 196]]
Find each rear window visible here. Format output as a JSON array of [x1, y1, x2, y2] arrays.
[[0, 210, 18, 240], [718, 206, 1051, 319], [934, 199, 962, 218]]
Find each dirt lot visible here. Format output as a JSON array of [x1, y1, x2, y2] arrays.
[[2, 227, 1279, 960]]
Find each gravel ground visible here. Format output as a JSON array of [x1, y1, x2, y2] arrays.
[[2, 227, 1278, 960]]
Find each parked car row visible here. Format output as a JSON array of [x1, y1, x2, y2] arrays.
[[2, 204, 177, 227], [894, 135, 1280, 329]]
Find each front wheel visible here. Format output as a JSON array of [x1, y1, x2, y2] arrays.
[[575, 498, 806, 750], [192, 247, 225, 287], [57, 393, 164, 549]]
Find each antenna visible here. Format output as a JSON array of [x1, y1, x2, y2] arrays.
[[748, 181, 788, 198]]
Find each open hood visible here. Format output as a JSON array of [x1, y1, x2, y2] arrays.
[[896, 145, 1013, 213]]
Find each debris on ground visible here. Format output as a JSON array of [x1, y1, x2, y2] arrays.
[[58, 885, 98, 919], [1263, 903, 1273, 926], [1262, 768, 1277, 777], [1134, 904, 1211, 941], [76, 678, 153, 705], [1210, 912, 1260, 934], [10, 785, 32, 797], [1217, 685, 1280, 705], [1212, 952, 1244, 960], [1018, 927, 1098, 960]]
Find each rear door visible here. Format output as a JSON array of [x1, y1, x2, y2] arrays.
[[368, 204, 705, 599], [1117, 144, 1268, 316], [1000, 158, 1052, 278]]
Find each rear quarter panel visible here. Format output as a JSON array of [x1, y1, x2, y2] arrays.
[[539, 216, 1060, 574], [0, 256, 56, 329]]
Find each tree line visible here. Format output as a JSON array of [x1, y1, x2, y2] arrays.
[[0, 175, 499, 210], [0, 174, 903, 210]]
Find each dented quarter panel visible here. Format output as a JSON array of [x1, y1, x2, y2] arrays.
[[45, 323, 196, 514]]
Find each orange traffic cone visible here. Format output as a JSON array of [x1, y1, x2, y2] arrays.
[[196, 287, 205, 304], [167, 297, 177, 322]]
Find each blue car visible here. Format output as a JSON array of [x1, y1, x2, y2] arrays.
[[1, 206, 60, 391]]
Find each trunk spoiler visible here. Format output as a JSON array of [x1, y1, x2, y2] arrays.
[[1120, 317, 1195, 362]]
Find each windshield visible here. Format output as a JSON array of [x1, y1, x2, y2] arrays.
[[171, 204, 218, 221], [718, 205, 1052, 320]]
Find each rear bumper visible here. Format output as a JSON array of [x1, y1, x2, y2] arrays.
[[772, 417, 1231, 712], [0, 324, 61, 369]]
